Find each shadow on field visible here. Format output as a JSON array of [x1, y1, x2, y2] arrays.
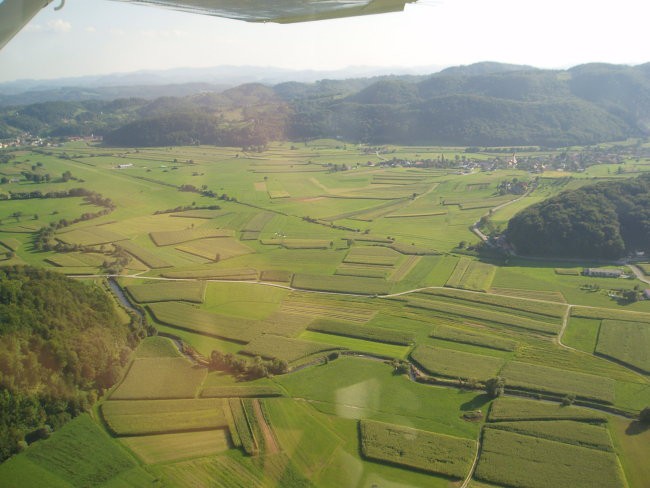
[[460, 393, 491, 411], [625, 420, 650, 436]]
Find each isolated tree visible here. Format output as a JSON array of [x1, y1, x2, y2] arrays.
[[485, 376, 506, 398]]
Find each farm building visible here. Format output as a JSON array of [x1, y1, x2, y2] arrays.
[[582, 268, 623, 278], [644, 289, 650, 300]]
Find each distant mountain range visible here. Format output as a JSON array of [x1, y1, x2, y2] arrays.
[[0, 64, 444, 106], [3, 61, 650, 147]]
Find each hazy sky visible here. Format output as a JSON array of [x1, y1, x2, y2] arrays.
[[1, 0, 650, 82]]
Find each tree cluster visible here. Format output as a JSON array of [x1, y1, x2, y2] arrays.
[[507, 174, 650, 259], [0, 266, 144, 461], [208, 350, 288, 380]]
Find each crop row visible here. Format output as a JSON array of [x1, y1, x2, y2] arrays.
[[475, 428, 625, 488], [411, 345, 505, 381], [595, 319, 650, 373], [126, 281, 205, 303], [291, 273, 392, 295], [307, 318, 415, 345], [407, 296, 559, 335], [500, 361, 616, 404], [241, 334, 342, 363], [488, 397, 607, 423], [161, 267, 258, 280], [148, 301, 259, 342], [359, 420, 475, 479], [486, 420, 613, 452], [227, 398, 258, 455], [201, 385, 284, 398], [117, 240, 172, 269], [423, 287, 567, 318], [149, 228, 234, 246], [430, 324, 517, 351], [102, 399, 227, 436]]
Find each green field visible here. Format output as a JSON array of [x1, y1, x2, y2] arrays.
[[126, 280, 205, 303], [0, 415, 143, 487], [411, 344, 505, 380], [488, 397, 607, 422], [307, 318, 414, 345], [475, 428, 626, 488], [110, 357, 207, 400], [486, 420, 613, 451], [4, 142, 650, 487], [595, 320, 650, 373], [500, 361, 616, 404], [122, 430, 231, 464], [102, 398, 227, 435], [430, 324, 518, 351], [242, 334, 343, 362], [148, 301, 260, 342], [359, 420, 476, 478]]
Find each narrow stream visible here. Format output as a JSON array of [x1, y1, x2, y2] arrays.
[[107, 277, 144, 321]]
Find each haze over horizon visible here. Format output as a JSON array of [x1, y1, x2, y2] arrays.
[[2, 0, 650, 84]]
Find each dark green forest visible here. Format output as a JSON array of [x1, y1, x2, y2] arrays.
[[506, 174, 650, 259], [0, 266, 144, 461], [3, 62, 650, 147]]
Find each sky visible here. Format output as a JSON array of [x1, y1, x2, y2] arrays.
[[1, 0, 650, 83]]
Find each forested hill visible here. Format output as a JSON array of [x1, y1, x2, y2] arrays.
[[4, 62, 650, 147], [0, 266, 144, 462], [506, 174, 650, 259]]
